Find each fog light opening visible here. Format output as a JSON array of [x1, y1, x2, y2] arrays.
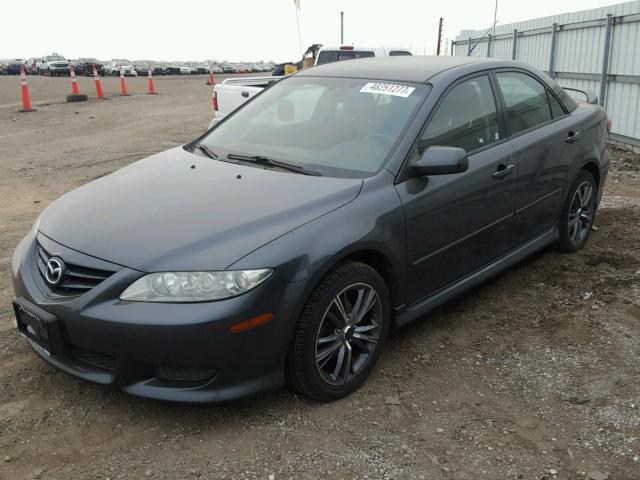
[[230, 313, 274, 333]]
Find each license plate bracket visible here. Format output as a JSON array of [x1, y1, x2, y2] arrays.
[[13, 297, 64, 355]]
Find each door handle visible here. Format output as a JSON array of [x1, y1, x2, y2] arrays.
[[241, 91, 250, 98], [492, 163, 515, 180], [566, 130, 581, 143]]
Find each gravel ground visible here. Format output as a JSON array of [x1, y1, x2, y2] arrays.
[[0, 75, 639, 480]]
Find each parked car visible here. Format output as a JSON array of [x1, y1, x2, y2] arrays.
[[75, 58, 106, 76], [179, 66, 192, 75], [26, 58, 39, 74], [165, 66, 181, 75], [211, 65, 224, 74], [107, 62, 137, 76], [210, 76, 282, 126], [222, 64, 237, 73], [6, 59, 25, 75], [37, 54, 71, 76], [11, 56, 610, 404], [0, 62, 6, 75], [315, 45, 412, 65], [152, 65, 167, 75], [134, 65, 149, 76]]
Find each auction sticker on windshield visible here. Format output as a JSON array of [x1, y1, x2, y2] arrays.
[[360, 83, 415, 97]]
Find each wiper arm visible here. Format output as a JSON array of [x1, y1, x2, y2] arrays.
[[191, 143, 219, 159], [226, 153, 321, 176]]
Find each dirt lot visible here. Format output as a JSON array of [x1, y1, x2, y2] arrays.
[[0, 75, 639, 480]]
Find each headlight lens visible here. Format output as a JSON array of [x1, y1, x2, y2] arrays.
[[119, 269, 273, 302]]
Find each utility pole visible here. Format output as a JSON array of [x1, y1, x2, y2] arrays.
[[436, 17, 444, 56], [493, 0, 498, 37], [340, 11, 344, 44]]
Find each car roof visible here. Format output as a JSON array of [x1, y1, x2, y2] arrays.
[[296, 56, 522, 83]]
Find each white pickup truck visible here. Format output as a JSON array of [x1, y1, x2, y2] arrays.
[[209, 76, 282, 128], [208, 44, 411, 129]]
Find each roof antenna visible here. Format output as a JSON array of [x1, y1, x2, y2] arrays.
[[467, 17, 499, 56]]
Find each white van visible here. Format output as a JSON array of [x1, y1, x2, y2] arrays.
[[314, 45, 412, 65]]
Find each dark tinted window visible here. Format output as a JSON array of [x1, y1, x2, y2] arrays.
[[419, 75, 500, 154], [389, 51, 412, 56], [316, 50, 375, 65], [548, 91, 566, 118], [497, 72, 552, 134]]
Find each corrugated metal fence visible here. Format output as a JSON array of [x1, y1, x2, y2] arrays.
[[452, 1, 640, 148]]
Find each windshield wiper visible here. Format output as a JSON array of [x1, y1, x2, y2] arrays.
[[190, 143, 219, 159], [226, 153, 321, 176]]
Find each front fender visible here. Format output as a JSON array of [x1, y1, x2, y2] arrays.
[[228, 172, 406, 303]]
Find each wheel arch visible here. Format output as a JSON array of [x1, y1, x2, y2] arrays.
[[580, 159, 601, 188]]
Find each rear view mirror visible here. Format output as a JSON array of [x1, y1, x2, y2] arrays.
[[278, 99, 294, 121], [413, 146, 468, 176]]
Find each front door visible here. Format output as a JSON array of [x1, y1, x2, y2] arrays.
[[395, 74, 517, 305]]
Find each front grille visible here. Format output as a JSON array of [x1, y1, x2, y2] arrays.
[[52, 63, 68, 68], [36, 243, 115, 297], [66, 345, 117, 371], [155, 365, 217, 383]]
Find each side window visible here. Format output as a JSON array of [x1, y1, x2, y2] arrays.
[[548, 91, 566, 118], [389, 51, 412, 56], [419, 75, 501, 154], [496, 72, 552, 134]]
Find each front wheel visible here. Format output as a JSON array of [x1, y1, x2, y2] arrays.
[[286, 261, 390, 401], [556, 170, 598, 253]]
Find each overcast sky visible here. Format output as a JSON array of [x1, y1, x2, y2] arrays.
[[0, 0, 625, 62]]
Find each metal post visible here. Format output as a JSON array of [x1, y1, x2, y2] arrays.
[[487, 34, 492, 57], [468, 38, 473, 55], [549, 23, 558, 78], [512, 29, 518, 60], [599, 14, 614, 107], [451, 40, 455, 56], [340, 12, 344, 44], [436, 18, 443, 55]]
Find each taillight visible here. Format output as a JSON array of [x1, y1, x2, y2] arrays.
[[606, 117, 612, 132], [213, 92, 218, 111]]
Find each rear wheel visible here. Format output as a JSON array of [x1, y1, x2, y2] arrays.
[[286, 261, 390, 401], [556, 170, 598, 253]]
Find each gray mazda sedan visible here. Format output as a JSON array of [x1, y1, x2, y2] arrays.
[[12, 56, 609, 403]]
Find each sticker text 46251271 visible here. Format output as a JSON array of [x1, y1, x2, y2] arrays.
[[360, 83, 415, 98]]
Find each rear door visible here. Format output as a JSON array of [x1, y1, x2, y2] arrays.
[[395, 74, 517, 304], [494, 70, 582, 245]]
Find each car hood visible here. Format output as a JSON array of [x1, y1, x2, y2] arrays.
[[38, 147, 363, 272]]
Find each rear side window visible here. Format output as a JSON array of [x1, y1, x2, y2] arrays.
[[419, 75, 501, 154], [389, 51, 412, 56], [496, 72, 552, 134]]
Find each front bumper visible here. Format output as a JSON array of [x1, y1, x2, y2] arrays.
[[11, 232, 305, 403]]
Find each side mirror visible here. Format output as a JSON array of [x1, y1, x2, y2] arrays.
[[412, 146, 469, 176]]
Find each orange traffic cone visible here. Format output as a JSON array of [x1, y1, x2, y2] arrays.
[[206, 65, 215, 85], [69, 65, 80, 94], [147, 67, 157, 95], [119, 65, 129, 96], [19, 64, 35, 112], [92, 64, 104, 99]]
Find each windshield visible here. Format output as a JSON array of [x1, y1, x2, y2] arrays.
[[47, 55, 65, 61], [200, 76, 428, 177]]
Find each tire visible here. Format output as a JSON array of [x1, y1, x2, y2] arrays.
[[66, 94, 88, 102], [555, 169, 598, 253], [286, 261, 390, 401]]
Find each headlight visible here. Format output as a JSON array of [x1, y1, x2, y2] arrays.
[[120, 269, 273, 303]]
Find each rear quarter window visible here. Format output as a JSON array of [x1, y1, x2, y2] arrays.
[[389, 51, 412, 56]]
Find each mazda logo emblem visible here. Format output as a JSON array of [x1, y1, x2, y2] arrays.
[[45, 257, 65, 286]]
